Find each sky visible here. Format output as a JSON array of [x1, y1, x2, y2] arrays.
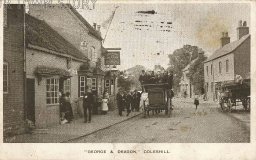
[[76, 2, 251, 70]]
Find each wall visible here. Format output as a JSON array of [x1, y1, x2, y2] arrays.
[[204, 53, 235, 101], [3, 5, 26, 135], [234, 36, 250, 79], [26, 48, 82, 128]]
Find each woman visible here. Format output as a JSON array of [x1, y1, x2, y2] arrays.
[[101, 91, 109, 114], [64, 92, 73, 123]]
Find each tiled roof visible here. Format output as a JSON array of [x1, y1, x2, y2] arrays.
[[67, 4, 103, 41], [26, 14, 88, 61], [205, 34, 250, 63]]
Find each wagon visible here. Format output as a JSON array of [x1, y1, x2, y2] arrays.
[[219, 79, 250, 112], [142, 83, 171, 117]]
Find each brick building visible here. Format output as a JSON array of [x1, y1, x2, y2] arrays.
[[204, 21, 250, 101], [25, 14, 89, 128], [3, 4, 26, 136]]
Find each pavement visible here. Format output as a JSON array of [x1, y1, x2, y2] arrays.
[[7, 110, 141, 143]]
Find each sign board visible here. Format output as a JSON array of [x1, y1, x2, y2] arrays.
[[104, 51, 120, 65]]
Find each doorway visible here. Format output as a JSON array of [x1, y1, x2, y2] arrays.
[[26, 78, 35, 122]]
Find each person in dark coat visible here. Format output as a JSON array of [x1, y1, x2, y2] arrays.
[[124, 92, 132, 116], [133, 90, 141, 112], [194, 95, 199, 110], [64, 92, 73, 123], [116, 90, 125, 116], [83, 86, 94, 123]]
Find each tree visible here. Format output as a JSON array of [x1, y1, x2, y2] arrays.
[[188, 52, 207, 95], [168, 45, 200, 92]]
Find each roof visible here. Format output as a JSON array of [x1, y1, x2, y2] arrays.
[[205, 34, 250, 63], [26, 14, 88, 61], [67, 4, 103, 41], [182, 58, 197, 71]]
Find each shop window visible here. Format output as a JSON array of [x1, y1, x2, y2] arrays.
[[64, 78, 71, 94], [3, 62, 8, 93], [46, 78, 59, 105], [79, 76, 86, 97], [92, 78, 96, 91]]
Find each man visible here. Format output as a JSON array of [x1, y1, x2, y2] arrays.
[[124, 91, 132, 116], [83, 86, 94, 123], [133, 90, 141, 112], [139, 70, 146, 85], [116, 90, 125, 116]]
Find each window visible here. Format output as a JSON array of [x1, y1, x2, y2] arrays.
[[105, 80, 110, 88], [206, 66, 209, 76], [79, 76, 86, 97], [226, 60, 229, 72], [46, 78, 59, 105], [87, 78, 92, 91], [63, 78, 71, 94], [3, 63, 8, 93], [211, 64, 213, 75], [92, 78, 96, 91], [219, 61, 222, 74]]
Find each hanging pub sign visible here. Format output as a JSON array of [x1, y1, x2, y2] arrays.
[[104, 51, 120, 65]]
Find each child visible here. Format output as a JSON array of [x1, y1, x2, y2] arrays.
[[194, 95, 199, 110]]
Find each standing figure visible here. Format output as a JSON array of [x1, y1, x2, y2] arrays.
[[134, 90, 141, 112], [64, 92, 73, 123], [83, 86, 94, 123], [116, 90, 125, 116], [194, 95, 199, 110], [59, 92, 67, 124], [125, 92, 132, 116], [101, 90, 109, 115], [131, 91, 136, 112]]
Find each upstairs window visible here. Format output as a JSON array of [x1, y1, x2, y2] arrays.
[[206, 66, 209, 76], [226, 60, 229, 73], [219, 61, 222, 74], [211, 64, 213, 75]]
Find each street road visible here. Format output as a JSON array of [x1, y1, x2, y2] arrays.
[[70, 99, 250, 143]]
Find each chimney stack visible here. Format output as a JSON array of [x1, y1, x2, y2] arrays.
[[93, 23, 97, 29], [237, 20, 249, 39], [220, 32, 230, 47]]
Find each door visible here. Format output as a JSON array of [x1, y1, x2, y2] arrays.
[[26, 79, 35, 122]]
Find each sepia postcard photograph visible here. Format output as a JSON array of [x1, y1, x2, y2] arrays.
[[0, 0, 256, 159]]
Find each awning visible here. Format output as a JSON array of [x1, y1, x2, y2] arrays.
[[34, 66, 71, 78]]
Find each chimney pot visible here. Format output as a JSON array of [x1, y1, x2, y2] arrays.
[[220, 31, 230, 47], [93, 23, 97, 29], [239, 20, 243, 27], [243, 21, 247, 27]]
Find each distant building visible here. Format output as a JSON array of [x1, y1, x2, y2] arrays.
[[204, 20, 250, 101], [3, 4, 26, 136], [179, 59, 196, 98]]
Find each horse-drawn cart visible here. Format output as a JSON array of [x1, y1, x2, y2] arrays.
[[219, 79, 250, 112], [142, 83, 171, 117]]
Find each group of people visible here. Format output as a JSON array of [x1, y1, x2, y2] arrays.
[[60, 86, 110, 124], [116, 90, 141, 116], [139, 70, 173, 86]]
